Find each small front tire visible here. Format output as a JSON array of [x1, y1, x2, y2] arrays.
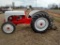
[[1, 22, 16, 34]]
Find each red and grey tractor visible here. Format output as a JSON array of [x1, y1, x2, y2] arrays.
[[1, 7, 57, 34]]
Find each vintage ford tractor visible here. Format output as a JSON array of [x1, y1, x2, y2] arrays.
[[1, 8, 56, 34]]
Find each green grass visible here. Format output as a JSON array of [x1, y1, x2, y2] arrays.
[[50, 10, 60, 14], [53, 16, 60, 23]]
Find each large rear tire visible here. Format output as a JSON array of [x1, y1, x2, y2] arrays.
[[31, 11, 51, 33], [1, 22, 16, 34]]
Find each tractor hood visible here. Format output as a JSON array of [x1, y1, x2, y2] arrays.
[[4, 10, 25, 21], [5, 10, 25, 16]]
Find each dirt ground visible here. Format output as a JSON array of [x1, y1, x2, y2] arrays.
[[0, 10, 60, 45]]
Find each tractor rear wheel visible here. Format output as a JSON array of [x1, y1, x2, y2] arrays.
[[1, 22, 16, 34], [31, 11, 51, 33]]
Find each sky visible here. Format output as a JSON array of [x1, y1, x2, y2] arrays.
[[0, 0, 60, 7]]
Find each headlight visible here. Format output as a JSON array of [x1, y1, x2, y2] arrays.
[[8, 16, 13, 21]]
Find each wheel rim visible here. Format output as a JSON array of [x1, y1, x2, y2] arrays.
[[34, 17, 49, 31], [3, 24, 14, 33]]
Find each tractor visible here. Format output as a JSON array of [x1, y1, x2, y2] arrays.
[[1, 6, 57, 34]]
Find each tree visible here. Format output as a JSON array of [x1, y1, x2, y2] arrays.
[[48, 4, 58, 9]]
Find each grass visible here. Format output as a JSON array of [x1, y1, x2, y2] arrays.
[[49, 10, 60, 14], [54, 17, 60, 23]]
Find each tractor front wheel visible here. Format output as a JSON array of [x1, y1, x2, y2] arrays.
[[1, 22, 16, 34]]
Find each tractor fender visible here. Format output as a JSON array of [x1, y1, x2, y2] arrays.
[[29, 10, 40, 17]]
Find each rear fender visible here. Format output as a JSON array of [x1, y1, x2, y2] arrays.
[[29, 10, 40, 17]]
